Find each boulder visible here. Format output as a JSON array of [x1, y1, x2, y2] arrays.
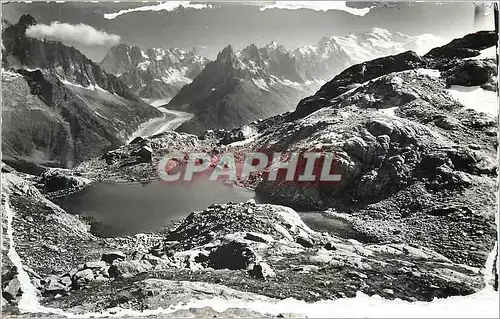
[[445, 60, 495, 87], [108, 260, 153, 279], [248, 262, 276, 279], [73, 269, 94, 286], [129, 136, 147, 145], [296, 236, 314, 248], [131, 145, 153, 163], [101, 251, 126, 264], [244, 232, 273, 243], [208, 242, 257, 270], [366, 119, 394, 136], [434, 116, 460, 130], [102, 150, 125, 165], [43, 276, 69, 295], [3, 277, 21, 303], [324, 242, 337, 251], [84, 261, 107, 270], [60, 276, 72, 288]]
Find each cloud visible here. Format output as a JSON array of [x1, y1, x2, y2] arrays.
[[259, 1, 373, 16], [26, 22, 121, 46], [103, 1, 211, 20]]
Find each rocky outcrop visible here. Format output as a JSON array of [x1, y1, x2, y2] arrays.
[[424, 31, 498, 60]]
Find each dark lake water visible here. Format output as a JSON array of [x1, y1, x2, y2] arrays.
[[55, 181, 375, 242], [55, 180, 255, 237]]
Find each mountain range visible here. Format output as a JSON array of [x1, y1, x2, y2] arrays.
[[164, 28, 444, 134], [100, 44, 209, 100], [1, 15, 446, 167]]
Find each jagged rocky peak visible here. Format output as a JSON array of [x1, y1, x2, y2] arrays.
[[100, 43, 210, 100], [240, 43, 262, 63], [18, 14, 37, 27], [100, 43, 143, 75], [261, 40, 292, 60], [265, 40, 280, 51], [216, 44, 239, 66]]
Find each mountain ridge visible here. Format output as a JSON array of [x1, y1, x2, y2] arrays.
[[1, 14, 161, 168], [100, 43, 209, 100]]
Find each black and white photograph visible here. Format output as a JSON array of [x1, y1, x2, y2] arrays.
[[1, 1, 499, 317]]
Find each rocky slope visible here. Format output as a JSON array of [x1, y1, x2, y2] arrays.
[[1, 15, 161, 168], [1, 169, 491, 316], [100, 44, 209, 101], [2, 31, 498, 317]]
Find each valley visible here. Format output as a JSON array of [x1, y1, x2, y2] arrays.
[[127, 100, 194, 143]]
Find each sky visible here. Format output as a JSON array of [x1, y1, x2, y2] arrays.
[[2, 1, 495, 62]]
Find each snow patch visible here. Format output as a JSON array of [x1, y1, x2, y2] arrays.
[[465, 46, 497, 61], [447, 85, 498, 116], [161, 67, 192, 85], [415, 68, 441, 78], [137, 60, 151, 71], [380, 106, 398, 117], [252, 78, 270, 91], [227, 134, 260, 147], [59, 79, 107, 94]]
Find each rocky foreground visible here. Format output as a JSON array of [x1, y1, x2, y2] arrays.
[[2, 31, 499, 317]]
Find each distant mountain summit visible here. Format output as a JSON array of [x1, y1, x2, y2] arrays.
[[100, 44, 209, 100], [238, 41, 303, 82], [294, 27, 445, 81], [1, 15, 160, 168]]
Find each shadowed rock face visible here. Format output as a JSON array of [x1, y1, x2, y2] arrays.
[[167, 44, 312, 135], [1, 15, 161, 168], [2, 16, 139, 100], [424, 30, 498, 60]]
